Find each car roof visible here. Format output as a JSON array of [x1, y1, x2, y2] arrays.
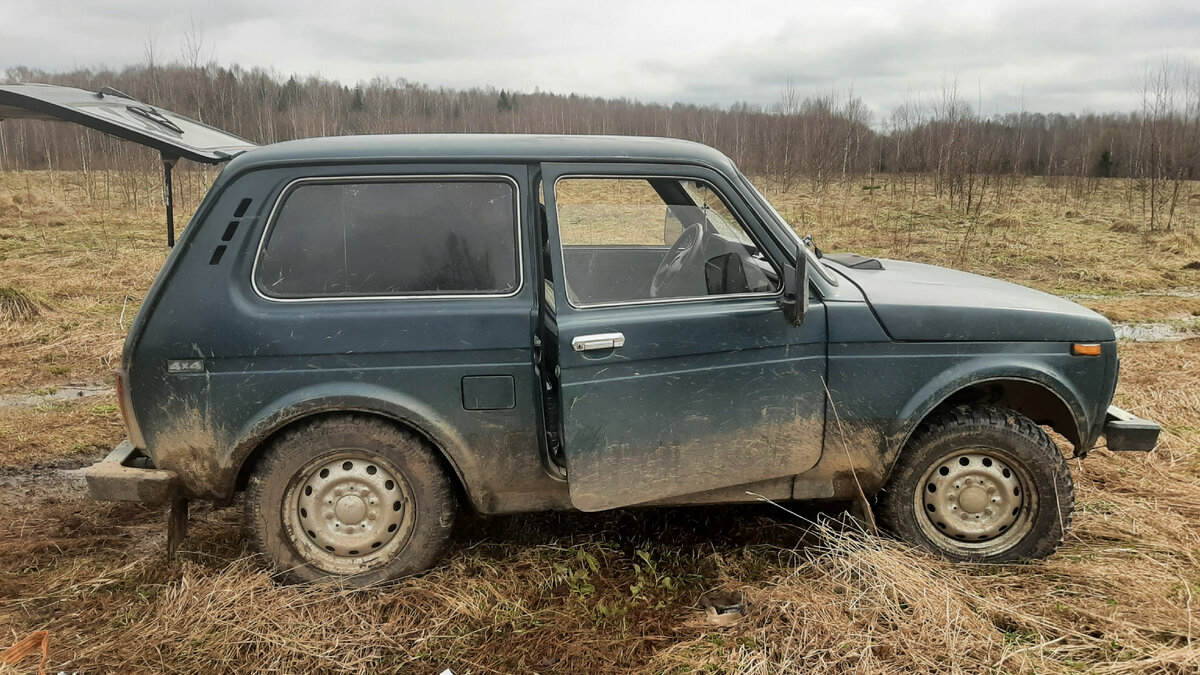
[[224, 134, 738, 174]]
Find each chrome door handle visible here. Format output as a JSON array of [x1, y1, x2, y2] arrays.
[[571, 332, 626, 352]]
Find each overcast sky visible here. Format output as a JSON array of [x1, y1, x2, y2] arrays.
[[3, 0, 1199, 123]]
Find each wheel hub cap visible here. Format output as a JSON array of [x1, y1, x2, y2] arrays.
[[959, 486, 989, 513], [920, 451, 1025, 543], [335, 495, 367, 523], [293, 456, 408, 558]]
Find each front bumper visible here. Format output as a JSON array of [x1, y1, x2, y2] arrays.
[[1103, 405, 1161, 452], [85, 439, 180, 504]]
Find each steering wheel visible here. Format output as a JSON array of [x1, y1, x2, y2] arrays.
[[650, 222, 706, 298]]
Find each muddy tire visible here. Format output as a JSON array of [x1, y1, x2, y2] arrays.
[[244, 415, 456, 585], [876, 405, 1074, 563]]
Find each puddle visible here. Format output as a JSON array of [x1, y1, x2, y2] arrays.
[[0, 383, 111, 408], [0, 457, 95, 508], [1065, 287, 1200, 301], [1113, 321, 1199, 342]]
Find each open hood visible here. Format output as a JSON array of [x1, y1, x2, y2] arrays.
[[0, 83, 256, 164]]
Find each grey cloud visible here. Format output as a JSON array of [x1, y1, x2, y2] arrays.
[[2, 0, 1199, 117], [646, 0, 1200, 113]]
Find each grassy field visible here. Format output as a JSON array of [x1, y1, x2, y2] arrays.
[[1, 169, 1199, 673]]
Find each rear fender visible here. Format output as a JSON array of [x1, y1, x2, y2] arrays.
[[221, 382, 481, 508]]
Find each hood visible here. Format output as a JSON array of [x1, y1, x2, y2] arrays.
[[832, 259, 1115, 342]]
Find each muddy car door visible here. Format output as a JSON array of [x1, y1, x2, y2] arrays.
[[542, 162, 827, 511]]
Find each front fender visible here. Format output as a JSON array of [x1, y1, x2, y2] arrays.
[[806, 342, 1104, 501]]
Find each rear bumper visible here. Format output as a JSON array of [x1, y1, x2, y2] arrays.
[[85, 439, 180, 504], [1103, 405, 1161, 452]]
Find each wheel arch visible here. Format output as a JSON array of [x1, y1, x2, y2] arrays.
[[221, 385, 483, 511], [893, 373, 1086, 469], [929, 379, 1081, 445]]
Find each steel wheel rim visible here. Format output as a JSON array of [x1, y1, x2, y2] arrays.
[[913, 447, 1037, 556], [282, 450, 416, 575]]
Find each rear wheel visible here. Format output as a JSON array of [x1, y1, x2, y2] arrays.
[[876, 406, 1074, 563], [244, 415, 456, 585]]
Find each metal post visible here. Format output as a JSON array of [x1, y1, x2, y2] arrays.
[[162, 154, 179, 247]]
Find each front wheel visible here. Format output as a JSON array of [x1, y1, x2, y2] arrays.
[[244, 415, 457, 585], [876, 406, 1074, 563]]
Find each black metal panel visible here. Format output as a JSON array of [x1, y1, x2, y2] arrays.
[[1103, 405, 1160, 451], [0, 83, 256, 163]]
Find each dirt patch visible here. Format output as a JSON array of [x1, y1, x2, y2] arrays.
[[0, 460, 89, 510], [1113, 320, 1200, 342], [0, 383, 111, 409]]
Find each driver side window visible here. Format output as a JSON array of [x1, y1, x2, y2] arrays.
[[554, 176, 778, 306]]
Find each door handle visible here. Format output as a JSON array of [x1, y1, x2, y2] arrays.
[[572, 332, 626, 352]]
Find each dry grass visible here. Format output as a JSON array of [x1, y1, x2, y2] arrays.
[[1083, 295, 1200, 323], [0, 170, 189, 392], [0, 169, 1198, 673], [0, 286, 46, 322], [0, 394, 122, 465], [759, 175, 1200, 297]]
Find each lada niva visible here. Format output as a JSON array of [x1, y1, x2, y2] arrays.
[[0, 84, 1159, 585]]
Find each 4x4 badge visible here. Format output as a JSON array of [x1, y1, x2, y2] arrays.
[[166, 359, 204, 374]]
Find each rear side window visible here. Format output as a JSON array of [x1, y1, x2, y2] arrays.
[[256, 178, 520, 299]]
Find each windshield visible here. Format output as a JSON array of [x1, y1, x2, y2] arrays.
[[680, 180, 754, 245], [735, 170, 839, 286]]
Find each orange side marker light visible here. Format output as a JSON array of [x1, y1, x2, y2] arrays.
[[1072, 343, 1102, 356]]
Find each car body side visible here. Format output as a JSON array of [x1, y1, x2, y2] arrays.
[[120, 139, 1118, 514]]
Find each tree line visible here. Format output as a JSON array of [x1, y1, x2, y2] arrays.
[[2, 60, 1198, 229]]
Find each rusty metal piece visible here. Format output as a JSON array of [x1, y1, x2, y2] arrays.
[[699, 589, 746, 626], [167, 496, 189, 560], [85, 440, 179, 504]]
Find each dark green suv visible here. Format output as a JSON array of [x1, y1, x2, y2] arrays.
[[0, 84, 1158, 586]]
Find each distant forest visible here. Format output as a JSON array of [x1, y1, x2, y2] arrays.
[[2, 60, 1198, 226]]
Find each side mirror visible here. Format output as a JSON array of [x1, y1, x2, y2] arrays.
[[779, 252, 809, 326]]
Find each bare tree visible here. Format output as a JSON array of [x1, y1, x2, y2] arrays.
[[1, 57, 1199, 227]]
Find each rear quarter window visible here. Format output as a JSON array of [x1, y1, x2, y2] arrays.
[[255, 177, 520, 299]]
